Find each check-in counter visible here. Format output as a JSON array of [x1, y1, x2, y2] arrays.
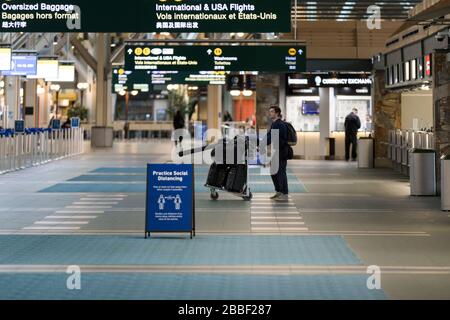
[[292, 131, 369, 160]]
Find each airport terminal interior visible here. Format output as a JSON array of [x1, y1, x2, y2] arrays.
[[0, 0, 450, 301]]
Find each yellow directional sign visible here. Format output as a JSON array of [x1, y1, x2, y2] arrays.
[[143, 47, 151, 56], [134, 47, 143, 56]]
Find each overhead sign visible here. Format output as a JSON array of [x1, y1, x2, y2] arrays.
[[125, 45, 306, 72], [112, 67, 226, 92], [2, 51, 37, 76], [0, 0, 290, 32], [0, 45, 12, 71], [145, 163, 195, 238], [287, 73, 373, 88]]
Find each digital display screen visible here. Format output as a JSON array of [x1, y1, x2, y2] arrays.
[[302, 101, 320, 115], [2, 53, 37, 76]]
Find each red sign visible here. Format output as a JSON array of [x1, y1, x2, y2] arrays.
[[425, 55, 431, 77]]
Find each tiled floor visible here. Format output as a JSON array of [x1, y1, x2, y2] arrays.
[[0, 139, 449, 299]]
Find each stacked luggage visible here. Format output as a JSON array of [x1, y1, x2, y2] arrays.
[[205, 135, 252, 200]]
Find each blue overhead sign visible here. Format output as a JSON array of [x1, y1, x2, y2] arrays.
[[145, 163, 195, 238], [2, 53, 37, 76]]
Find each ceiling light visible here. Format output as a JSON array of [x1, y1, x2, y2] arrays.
[[130, 90, 139, 96], [230, 90, 241, 97], [242, 90, 253, 97], [118, 90, 126, 96]]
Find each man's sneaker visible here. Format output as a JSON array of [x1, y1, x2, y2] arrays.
[[270, 192, 282, 200], [274, 194, 289, 201]]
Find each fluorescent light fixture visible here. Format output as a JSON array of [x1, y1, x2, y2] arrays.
[[28, 57, 59, 79], [77, 82, 89, 90], [0, 46, 12, 71], [46, 62, 75, 82], [242, 90, 253, 97]]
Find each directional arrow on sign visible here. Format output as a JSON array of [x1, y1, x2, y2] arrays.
[[207, 49, 212, 55], [128, 48, 133, 55], [298, 49, 303, 55]]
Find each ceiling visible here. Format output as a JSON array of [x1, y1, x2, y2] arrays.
[[290, 0, 423, 21]]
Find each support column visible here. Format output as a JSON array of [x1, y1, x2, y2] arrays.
[[256, 74, 280, 129], [5, 76, 20, 128], [24, 79, 37, 128], [279, 74, 286, 118], [206, 85, 222, 142], [319, 87, 331, 158], [433, 50, 450, 194], [373, 70, 402, 167], [91, 33, 113, 148]]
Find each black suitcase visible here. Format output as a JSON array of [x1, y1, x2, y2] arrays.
[[206, 163, 229, 188], [225, 164, 247, 193]]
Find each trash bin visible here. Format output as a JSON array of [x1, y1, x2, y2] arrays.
[[410, 148, 436, 196], [325, 137, 335, 160], [358, 137, 374, 168], [442, 155, 450, 211]]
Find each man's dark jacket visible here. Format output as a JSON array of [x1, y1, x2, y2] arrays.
[[344, 113, 361, 135]]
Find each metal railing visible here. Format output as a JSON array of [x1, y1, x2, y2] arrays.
[[388, 129, 435, 174], [0, 128, 84, 175]]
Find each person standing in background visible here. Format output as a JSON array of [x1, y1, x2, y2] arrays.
[[344, 108, 361, 161]]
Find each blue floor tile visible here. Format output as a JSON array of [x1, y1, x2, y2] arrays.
[[0, 235, 362, 266], [0, 273, 387, 300]]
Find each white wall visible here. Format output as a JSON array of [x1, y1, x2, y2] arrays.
[[401, 90, 433, 130]]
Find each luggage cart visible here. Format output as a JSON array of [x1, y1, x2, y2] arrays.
[[179, 135, 254, 201]]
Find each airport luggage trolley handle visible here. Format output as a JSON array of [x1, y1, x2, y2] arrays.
[[179, 136, 253, 201]]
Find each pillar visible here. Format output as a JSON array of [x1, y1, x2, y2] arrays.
[[5, 76, 20, 128], [24, 79, 38, 128], [206, 85, 222, 142], [255, 74, 280, 129], [373, 70, 402, 167], [91, 33, 113, 147], [319, 87, 331, 158], [433, 50, 450, 194]]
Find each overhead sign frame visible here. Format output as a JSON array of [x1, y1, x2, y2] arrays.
[[0, 0, 291, 32], [125, 44, 307, 73]]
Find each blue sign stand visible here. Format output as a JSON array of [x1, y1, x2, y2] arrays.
[[145, 164, 195, 239], [14, 120, 25, 133], [51, 119, 61, 130], [71, 117, 80, 128]]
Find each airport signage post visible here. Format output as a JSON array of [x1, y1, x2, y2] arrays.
[[0, 0, 290, 32], [125, 45, 307, 72], [145, 164, 195, 239]]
